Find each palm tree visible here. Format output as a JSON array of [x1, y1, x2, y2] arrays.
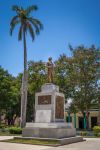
[[10, 5, 43, 127]]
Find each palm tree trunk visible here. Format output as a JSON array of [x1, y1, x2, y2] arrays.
[[21, 30, 28, 128]]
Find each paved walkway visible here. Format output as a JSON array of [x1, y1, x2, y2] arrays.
[[0, 136, 51, 150], [0, 136, 100, 150], [0, 136, 14, 141], [0, 142, 51, 150], [46, 138, 100, 150]]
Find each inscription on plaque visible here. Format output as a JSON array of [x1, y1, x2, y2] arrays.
[[38, 95, 51, 105], [55, 96, 64, 119]]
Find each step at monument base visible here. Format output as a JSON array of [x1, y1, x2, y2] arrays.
[[22, 123, 76, 139], [15, 136, 84, 146]]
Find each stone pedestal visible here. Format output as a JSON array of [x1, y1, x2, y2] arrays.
[[35, 83, 65, 123], [22, 83, 79, 140], [22, 122, 76, 138]]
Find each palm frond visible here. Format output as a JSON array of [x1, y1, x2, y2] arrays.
[[12, 5, 21, 14], [28, 18, 40, 34], [10, 20, 20, 35], [10, 15, 19, 26], [27, 23, 35, 41], [26, 5, 38, 16], [18, 24, 23, 41], [31, 18, 43, 30], [10, 5, 43, 41]]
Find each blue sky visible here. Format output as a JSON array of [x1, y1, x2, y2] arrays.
[[0, 0, 100, 76]]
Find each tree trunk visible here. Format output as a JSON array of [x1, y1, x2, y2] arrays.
[[86, 111, 89, 129], [98, 102, 100, 126], [21, 30, 28, 128], [0, 110, 1, 124], [33, 103, 35, 122]]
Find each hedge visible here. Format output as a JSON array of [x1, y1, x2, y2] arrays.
[[9, 127, 22, 134], [93, 126, 100, 137]]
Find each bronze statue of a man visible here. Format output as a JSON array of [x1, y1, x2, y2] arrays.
[[46, 57, 54, 83]]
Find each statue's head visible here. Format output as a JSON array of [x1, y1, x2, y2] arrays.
[[48, 57, 52, 61]]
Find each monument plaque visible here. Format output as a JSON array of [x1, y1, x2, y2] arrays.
[[55, 96, 64, 119], [38, 95, 51, 105]]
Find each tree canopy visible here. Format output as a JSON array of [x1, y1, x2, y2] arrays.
[[0, 45, 99, 124]]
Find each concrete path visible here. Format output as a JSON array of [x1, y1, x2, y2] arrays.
[[0, 136, 51, 150], [45, 138, 100, 150], [0, 136, 14, 141], [0, 142, 51, 150], [0, 137, 100, 150]]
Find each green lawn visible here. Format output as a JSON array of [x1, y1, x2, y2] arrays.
[[1, 138, 60, 146], [83, 136, 100, 138], [0, 130, 21, 136]]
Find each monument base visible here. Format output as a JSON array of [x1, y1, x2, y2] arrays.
[[15, 136, 84, 146], [22, 122, 76, 138], [22, 83, 84, 144]]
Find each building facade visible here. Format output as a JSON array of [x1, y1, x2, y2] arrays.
[[65, 109, 100, 130]]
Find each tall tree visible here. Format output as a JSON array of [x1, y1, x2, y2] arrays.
[[54, 54, 72, 99], [10, 5, 43, 127], [0, 66, 20, 125], [0, 66, 12, 123], [54, 45, 99, 128], [67, 45, 100, 128]]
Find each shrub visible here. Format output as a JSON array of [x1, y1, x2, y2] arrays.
[[0, 124, 6, 132], [9, 127, 22, 134], [0, 124, 5, 129], [80, 131, 88, 136], [93, 126, 100, 137]]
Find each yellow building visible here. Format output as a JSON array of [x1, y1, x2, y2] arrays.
[[65, 109, 100, 129]]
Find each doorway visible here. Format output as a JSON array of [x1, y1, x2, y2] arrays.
[[91, 117, 97, 128], [79, 117, 84, 129]]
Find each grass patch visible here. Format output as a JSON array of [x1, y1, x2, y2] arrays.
[[0, 131, 21, 136], [83, 136, 100, 138], [1, 138, 60, 146]]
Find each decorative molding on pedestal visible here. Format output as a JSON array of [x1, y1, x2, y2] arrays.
[[41, 83, 59, 93]]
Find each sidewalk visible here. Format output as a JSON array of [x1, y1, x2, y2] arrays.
[[45, 138, 100, 150], [0, 136, 14, 141], [0, 136, 51, 150], [0, 136, 100, 150]]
